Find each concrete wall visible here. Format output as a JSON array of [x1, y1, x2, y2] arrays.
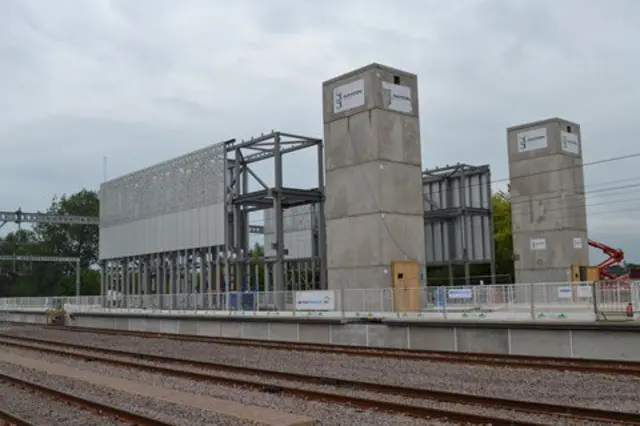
[[263, 205, 315, 258], [507, 118, 589, 283], [322, 63, 426, 294], [9, 311, 640, 361]]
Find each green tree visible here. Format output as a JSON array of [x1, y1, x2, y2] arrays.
[[0, 189, 100, 297], [0, 229, 43, 297], [492, 192, 514, 280], [248, 242, 266, 291], [33, 189, 99, 268]]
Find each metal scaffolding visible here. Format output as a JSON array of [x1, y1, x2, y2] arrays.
[[96, 131, 326, 311], [223, 131, 326, 309], [0, 130, 328, 310]]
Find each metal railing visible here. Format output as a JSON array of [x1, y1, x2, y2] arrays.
[[0, 281, 637, 321]]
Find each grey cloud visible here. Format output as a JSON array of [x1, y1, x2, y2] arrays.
[[0, 0, 639, 261]]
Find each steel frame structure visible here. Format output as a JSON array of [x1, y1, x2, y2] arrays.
[[0, 209, 99, 229], [223, 131, 326, 309], [422, 163, 496, 285], [98, 132, 326, 311]]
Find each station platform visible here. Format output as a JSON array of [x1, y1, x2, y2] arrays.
[[4, 308, 640, 361]]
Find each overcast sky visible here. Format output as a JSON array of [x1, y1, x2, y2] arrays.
[[1, 0, 639, 265]]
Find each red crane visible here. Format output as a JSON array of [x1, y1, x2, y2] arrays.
[[588, 239, 626, 280]]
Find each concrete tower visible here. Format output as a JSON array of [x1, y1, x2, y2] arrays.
[[507, 118, 589, 284], [322, 63, 426, 297]]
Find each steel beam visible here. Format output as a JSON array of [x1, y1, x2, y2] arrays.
[[224, 129, 327, 305], [0, 210, 99, 226], [0, 255, 79, 263]]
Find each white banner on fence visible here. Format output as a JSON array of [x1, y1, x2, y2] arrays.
[[447, 289, 472, 299], [557, 286, 572, 299], [295, 290, 335, 311], [577, 284, 592, 298]]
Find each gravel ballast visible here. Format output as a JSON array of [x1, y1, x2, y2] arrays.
[[5, 325, 640, 414], [0, 346, 468, 426], [0, 378, 127, 426], [0, 360, 260, 426], [0, 345, 579, 425]]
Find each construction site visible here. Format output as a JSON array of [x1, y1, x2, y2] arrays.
[[1, 63, 639, 426], [0, 64, 635, 308]]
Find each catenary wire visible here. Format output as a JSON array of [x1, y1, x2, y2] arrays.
[[247, 181, 640, 226], [243, 159, 640, 227], [248, 200, 640, 236], [247, 169, 640, 228], [423, 152, 640, 195], [248, 150, 640, 260], [317, 135, 637, 260], [494, 182, 640, 208]]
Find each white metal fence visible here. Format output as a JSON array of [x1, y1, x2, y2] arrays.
[[0, 281, 638, 321], [0, 310, 10, 331]]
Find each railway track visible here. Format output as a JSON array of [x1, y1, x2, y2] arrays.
[[0, 332, 638, 425], [0, 408, 34, 426], [0, 369, 175, 426], [40, 324, 640, 376]]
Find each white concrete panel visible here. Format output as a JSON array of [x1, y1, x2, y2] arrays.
[[157, 215, 166, 255], [99, 203, 225, 259], [264, 229, 313, 259], [148, 216, 159, 255], [163, 214, 173, 254], [197, 207, 206, 248], [189, 208, 199, 248], [264, 205, 313, 234], [177, 209, 186, 250]]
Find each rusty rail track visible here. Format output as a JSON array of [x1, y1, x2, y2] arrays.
[[0, 371, 175, 426], [0, 333, 638, 425], [38, 323, 640, 376], [0, 408, 35, 426]]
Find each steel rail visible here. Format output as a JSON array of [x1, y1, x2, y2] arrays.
[[0, 334, 638, 425], [0, 408, 35, 426], [39, 324, 640, 376], [0, 372, 175, 426]]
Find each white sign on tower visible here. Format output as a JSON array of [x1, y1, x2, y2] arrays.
[[333, 79, 365, 114], [516, 128, 548, 153], [561, 131, 580, 155], [382, 81, 412, 113]]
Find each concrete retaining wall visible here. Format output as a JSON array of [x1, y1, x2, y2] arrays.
[[5, 311, 640, 361]]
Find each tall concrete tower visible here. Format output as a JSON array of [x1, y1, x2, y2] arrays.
[[322, 63, 426, 295], [507, 118, 589, 284]]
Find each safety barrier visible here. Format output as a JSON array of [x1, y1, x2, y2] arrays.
[[0, 281, 637, 322]]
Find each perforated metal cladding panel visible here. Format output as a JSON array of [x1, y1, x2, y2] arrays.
[[99, 143, 226, 259], [263, 205, 314, 258]]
